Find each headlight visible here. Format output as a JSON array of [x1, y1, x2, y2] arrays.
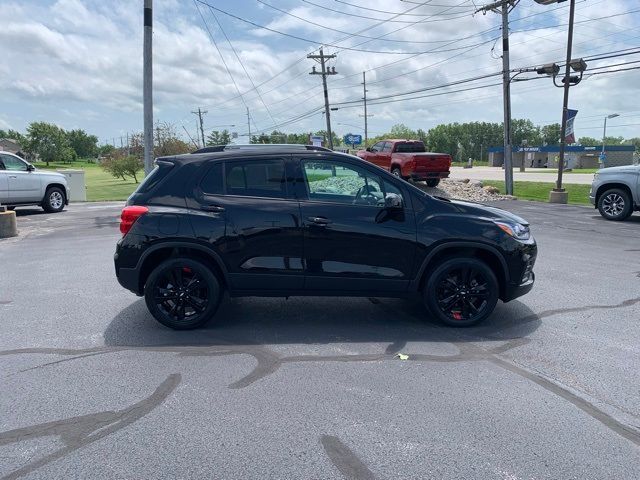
[[494, 221, 530, 240]]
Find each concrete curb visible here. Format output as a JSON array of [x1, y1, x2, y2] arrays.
[[0, 210, 18, 238]]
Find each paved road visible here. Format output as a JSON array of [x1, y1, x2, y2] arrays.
[[449, 166, 595, 184], [1, 201, 639, 479]]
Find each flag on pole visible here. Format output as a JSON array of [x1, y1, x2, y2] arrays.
[[565, 109, 578, 144]]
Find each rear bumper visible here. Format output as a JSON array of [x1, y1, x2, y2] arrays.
[[115, 265, 142, 295], [409, 171, 450, 181]]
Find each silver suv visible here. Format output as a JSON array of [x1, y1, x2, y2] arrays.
[[0, 152, 70, 213], [590, 165, 639, 221]]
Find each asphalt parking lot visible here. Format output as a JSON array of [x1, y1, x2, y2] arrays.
[[1, 201, 639, 479]]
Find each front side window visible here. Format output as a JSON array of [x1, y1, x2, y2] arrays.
[[225, 159, 287, 198], [370, 142, 384, 153], [1, 155, 27, 171], [302, 160, 389, 207]]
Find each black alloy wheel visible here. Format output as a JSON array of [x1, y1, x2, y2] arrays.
[[597, 188, 632, 221], [425, 258, 499, 327], [145, 258, 221, 330]]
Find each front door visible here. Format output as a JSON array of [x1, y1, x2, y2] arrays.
[[1, 154, 41, 203], [0, 159, 8, 204], [190, 156, 303, 293], [297, 157, 417, 293]]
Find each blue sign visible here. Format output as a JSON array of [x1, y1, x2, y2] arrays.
[[344, 133, 362, 145]]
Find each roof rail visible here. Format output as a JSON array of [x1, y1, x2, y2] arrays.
[[191, 144, 332, 154]]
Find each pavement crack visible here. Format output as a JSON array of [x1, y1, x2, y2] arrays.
[[320, 435, 377, 480], [0, 374, 181, 480]]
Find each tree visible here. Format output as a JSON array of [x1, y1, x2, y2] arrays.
[[98, 144, 116, 157], [540, 123, 561, 146], [389, 123, 418, 139], [24, 122, 72, 166], [206, 129, 231, 146], [578, 136, 599, 146], [603, 136, 624, 145], [101, 154, 143, 183], [66, 129, 98, 159]]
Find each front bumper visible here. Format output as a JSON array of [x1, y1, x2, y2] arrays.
[[502, 274, 535, 302]]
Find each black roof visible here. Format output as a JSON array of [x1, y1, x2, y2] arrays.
[[191, 144, 331, 154], [161, 145, 352, 164]]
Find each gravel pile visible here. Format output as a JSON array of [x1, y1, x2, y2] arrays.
[[414, 179, 515, 202]]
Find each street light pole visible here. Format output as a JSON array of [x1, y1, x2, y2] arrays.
[[550, 0, 576, 204], [601, 113, 619, 167]]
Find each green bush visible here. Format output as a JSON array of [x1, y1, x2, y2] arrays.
[[101, 155, 143, 183]]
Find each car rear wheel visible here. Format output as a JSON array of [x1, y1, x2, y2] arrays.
[[424, 258, 499, 327], [426, 179, 440, 188], [597, 188, 632, 221], [42, 187, 65, 213], [144, 257, 222, 330]]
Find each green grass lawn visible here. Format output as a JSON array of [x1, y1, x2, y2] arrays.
[[483, 180, 592, 205], [34, 160, 141, 201]]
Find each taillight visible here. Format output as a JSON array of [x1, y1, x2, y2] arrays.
[[120, 206, 148, 236]]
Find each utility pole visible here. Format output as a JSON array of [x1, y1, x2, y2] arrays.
[[308, 48, 337, 150], [143, 0, 153, 175], [476, 0, 515, 194], [191, 108, 207, 148], [246, 107, 251, 143], [360, 72, 374, 147]]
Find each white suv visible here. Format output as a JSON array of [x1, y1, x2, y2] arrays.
[[0, 152, 70, 213]]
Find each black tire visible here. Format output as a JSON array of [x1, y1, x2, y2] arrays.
[[424, 257, 499, 327], [597, 188, 632, 221], [144, 257, 222, 330], [42, 187, 65, 213], [426, 178, 440, 188], [391, 167, 402, 179]]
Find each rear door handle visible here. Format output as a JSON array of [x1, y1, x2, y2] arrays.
[[308, 216, 331, 225], [201, 204, 225, 213], [8, 175, 17, 179]]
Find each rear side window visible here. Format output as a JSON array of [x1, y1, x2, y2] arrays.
[[201, 163, 223, 195], [136, 161, 174, 193], [382, 142, 392, 152], [225, 159, 287, 198]]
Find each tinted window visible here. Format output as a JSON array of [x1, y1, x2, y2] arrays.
[[201, 163, 223, 195], [371, 142, 384, 153], [302, 160, 386, 207], [135, 161, 174, 193], [1, 155, 27, 171], [225, 159, 287, 198], [395, 142, 425, 153], [382, 142, 392, 152]]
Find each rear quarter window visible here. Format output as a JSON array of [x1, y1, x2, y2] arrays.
[[135, 161, 174, 193]]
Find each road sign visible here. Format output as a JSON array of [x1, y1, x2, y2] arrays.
[[344, 134, 362, 145]]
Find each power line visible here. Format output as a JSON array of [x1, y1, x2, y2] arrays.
[[333, 0, 473, 15], [206, 6, 278, 128]]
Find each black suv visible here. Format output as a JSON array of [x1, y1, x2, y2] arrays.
[[114, 146, 536, 330]]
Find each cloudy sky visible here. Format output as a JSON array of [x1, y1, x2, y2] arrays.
[[0, 0, 639, 146]]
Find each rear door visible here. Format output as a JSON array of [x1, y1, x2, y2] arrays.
[[380, 141, 393, 170], [1, 154, 41, 202], [296, 156, 417, 293], [190, 156, 304, 293], [0, 157, 8, 203]]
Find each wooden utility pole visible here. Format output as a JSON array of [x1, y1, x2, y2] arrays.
[[308, 48, 337, 149], [191, 108, 208, 147]]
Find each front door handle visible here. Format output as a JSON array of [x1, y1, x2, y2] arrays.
[[308, 216, 331, 225], [201, 204, 225, 213], [8, 175, 17, 179]]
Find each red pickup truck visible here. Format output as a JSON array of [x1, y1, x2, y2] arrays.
[[357, 139, 451, 187]]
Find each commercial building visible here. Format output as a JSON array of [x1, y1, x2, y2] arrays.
[[488, 145, 636, 169]]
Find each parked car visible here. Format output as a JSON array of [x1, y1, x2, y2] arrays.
[[589, 165, 639, 221], [357, 139, 451, 187], [114, 146, 536, 330], [0, 152, 69, 212]]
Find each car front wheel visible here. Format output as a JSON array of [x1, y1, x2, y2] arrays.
[[597, 188, 632, 221], [42, 187, 66, 213], [424, 258, 499, 327], [145, 257, 222, 330]]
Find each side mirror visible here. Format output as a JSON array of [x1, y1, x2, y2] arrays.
[[384, 193, 403, 209], [26, 164, 35, 172]]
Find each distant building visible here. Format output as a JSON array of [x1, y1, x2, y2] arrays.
[[488, 145, 635, 169], [0, 138, 24, 158]]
